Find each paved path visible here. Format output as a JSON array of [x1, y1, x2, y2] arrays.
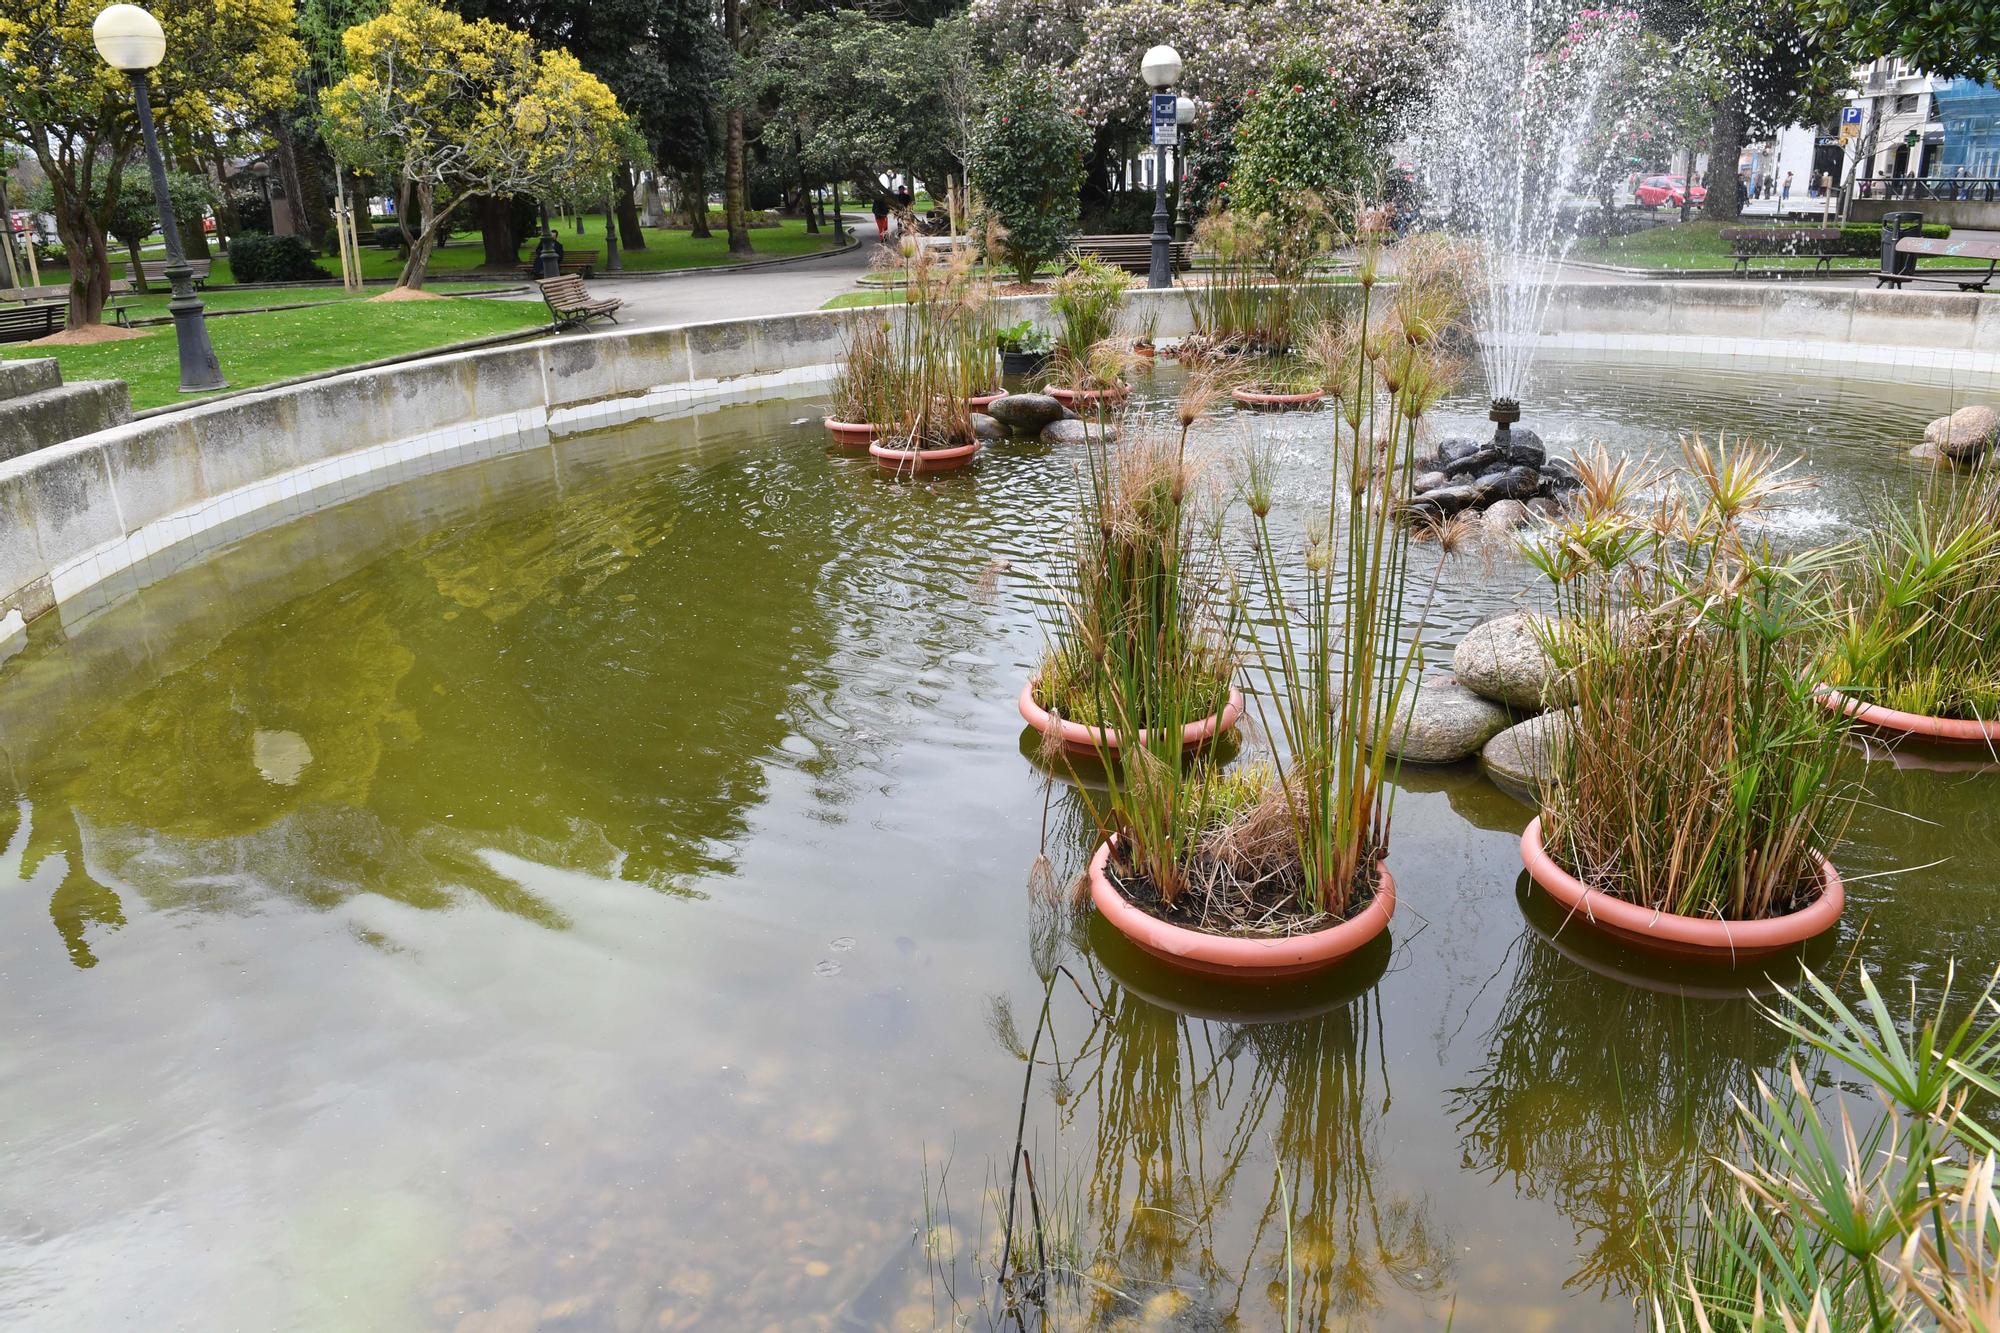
[[550, 238, 877, 327]]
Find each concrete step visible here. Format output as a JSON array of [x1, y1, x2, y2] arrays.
[[0, 358, 62, 403], [0, 380, 131, 463]]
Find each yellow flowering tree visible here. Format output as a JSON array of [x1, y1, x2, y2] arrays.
[[321, 0, 633, 290], [0, 0, 305, 327]]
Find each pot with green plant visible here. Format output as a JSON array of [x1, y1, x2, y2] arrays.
[[865, 244, 990, 474], [1081, 222, 1460, 980], [1021, 373, 1244, 759], [1046, 255, 1133, 406], [1230, 352, 1327, 411], [1517, 438, 1856, 962], [825, 316, 895, 447], [1132, 309, 1160, 359], [996, 319, 1053, 380], [1820, 470, 2000, 745]]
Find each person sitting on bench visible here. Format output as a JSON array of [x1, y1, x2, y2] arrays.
[[533, 230, 565, 278]]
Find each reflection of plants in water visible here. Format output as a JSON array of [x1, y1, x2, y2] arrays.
[[933, 924, 1454, 1329], [1449, 934, 1792, 1296], [0, 799, 125, 968]]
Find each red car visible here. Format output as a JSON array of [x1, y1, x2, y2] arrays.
[[1634, 174, 1706, 207]]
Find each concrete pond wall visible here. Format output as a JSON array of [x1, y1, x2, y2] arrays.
[[3, 281, 1998, 638]]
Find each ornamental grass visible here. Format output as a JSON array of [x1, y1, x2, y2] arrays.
[[1047, 254, 1130, 392], [1521, 436, 1858, 922], [859, 240, 995, 450], [1825, 468, 2000, 724]]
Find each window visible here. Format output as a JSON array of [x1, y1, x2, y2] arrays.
[[1894, 93, 1922, 115]]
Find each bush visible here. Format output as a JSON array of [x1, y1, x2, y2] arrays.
[[1224, 57, 1373, 237], [969, 62, 1089, 284], [1079, 195, 1156, 234], [1834, 220, 1951, 255], [227, 232, 330, 284]]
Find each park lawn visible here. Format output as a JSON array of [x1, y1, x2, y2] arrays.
[[113, 280, 510, 319], [1574, 221, 1880, 270], [0, 296, 551, 410], [54, 217, 843, 288], [821, 290, 902, 309]]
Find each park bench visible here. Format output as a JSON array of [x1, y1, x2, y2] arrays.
[[126, 258, 212, 288], [538, 274, 623, 329], [1877, 236, 2000, 292], [0, 288, 136, 344], [517, 249, 598, 280], [1069, 234, 1194, 276], [1720, 226, 1843, 277]]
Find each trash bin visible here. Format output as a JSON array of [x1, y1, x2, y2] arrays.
[[1883, 211, 1923, 276]]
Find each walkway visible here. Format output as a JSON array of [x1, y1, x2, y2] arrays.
[[550, 237, 877, 328]]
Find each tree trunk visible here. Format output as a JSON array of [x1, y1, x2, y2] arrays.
[[53, 193, 111, 328], [616, 165, 646, 249], [795, 128, 817, 233], [209, 140, 239, 252], [398, 182, 445, 289], [477, 193, 518, 268], [723, 0, 753, 256], [270, 116, 315, 246], [397, 177, 415, 257], [291, 123, 336, 251], [126, 237, 151, 294], [1702, 93, 1746, 222], [684, 166, 712, 237]]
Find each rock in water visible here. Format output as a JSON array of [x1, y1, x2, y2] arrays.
[[1482, 498, 1530, 538], [971, 413, 1008, 441], [1480, 708, 1576, 801], [1471, 466, 1542, 505], [1388, 676, 1513, 764], [987, 393, 1066, 433], [1405, 483, 1482, 517], [1525, 496, 1561, 520], [1437, 436, 1486, 464], [1413, 470, 1448, 494], [1444, 446, 1503, 479], [1040, 418, 1089, 445], [1454, 610, 1566, 710], [1540, 457, 1582, 492], [1498, 428, 1545, 467], [1924, 405, 1999, 464]]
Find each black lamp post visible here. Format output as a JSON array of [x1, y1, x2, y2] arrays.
[[93, 2, 225, 392], [1171, 94, 1195, 244], [1141, 44, 1182, 290]]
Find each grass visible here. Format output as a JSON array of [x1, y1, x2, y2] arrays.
[[113, 280, 508, 319], [1572, 221, 1881, 271], [0, 296, 551, 409], [821, 290, 901, 310], [46, 216, 843, 288]]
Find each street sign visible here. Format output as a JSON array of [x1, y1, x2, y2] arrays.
[[1151, 93, 1177, 127], [1152, 123, 1178, 146], [1840, 107, 1863, 125]]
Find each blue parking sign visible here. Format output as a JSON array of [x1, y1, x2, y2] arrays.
[[1152, 93, 1178, 126], [1841, 107, 1863, 125]]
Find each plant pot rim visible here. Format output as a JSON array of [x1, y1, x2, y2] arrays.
[[1018, 676, 1243, 754], [1519, 815, 1843, 962], [1816, 686, 2000, 743], [967, 390, 1005, 408], [1046, 383, 1131, 404], [1088, 840, 1395, 980], [867, 438, 982, 471], [824, 416, 880, 444], [1231, 387, 1325, 408]]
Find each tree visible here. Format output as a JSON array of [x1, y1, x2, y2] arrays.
[[1813, 0, 2000, 86], [969, 63, 1089, 282], [0, 0, 304, 327], [722, 0, 752, 256], [101, 165, 215, 294], [1225, 59, 1375, 239], [1677, 0, 1840, 220], [320, 0, 632, 289]]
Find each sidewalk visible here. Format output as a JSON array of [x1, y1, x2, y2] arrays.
[[543, 236, 877, 328]]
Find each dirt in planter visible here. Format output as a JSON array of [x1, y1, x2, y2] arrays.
[[1106, 842, 1384, 940]]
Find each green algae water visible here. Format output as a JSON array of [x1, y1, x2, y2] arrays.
[[0, 361, 1991, 1330]]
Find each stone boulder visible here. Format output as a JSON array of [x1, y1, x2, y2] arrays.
[[1497, 428, 1545, 467], [1525, 496, 1562, 521], [1923, 405, 1999, 464], [1471, 466, 1543, 505], [1405, 483, 1483, 518], [971, 413, 1008, 441], [1482, 498, 1530, 538], [1413, 470, 1447, 494], [1479, 708, 1575, 802], [1387, 676, 1512, 764], [1039, 417, 1113, 446], [987, 393, 1066, 433], [1453, 610, 1566, 711]]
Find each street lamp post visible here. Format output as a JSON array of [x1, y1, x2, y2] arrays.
[[1140, 44, 1182, 290], [1171, 94, 1195, 244], [93, 3, 225, 392]]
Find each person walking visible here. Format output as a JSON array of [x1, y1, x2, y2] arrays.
[[1780, 171, 1793, 208], [872, 194, 890, 243]]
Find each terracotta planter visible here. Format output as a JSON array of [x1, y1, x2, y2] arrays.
[[968, 390, 1005, 413], [1232, 387, 1325, 411], [1089, 840, 1395, 981], [1047, 383, 1131, 408], [824, 418, 879, 448], [1018, 676, 1243, 756], [1519, 816, 1844, 962], [1817, 686, 2000, 745], [1133, 340, 1157, 359], [867, 439, 982, 472]]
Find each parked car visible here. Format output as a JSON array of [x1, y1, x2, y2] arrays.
[[1633, 175, 1706, 208]]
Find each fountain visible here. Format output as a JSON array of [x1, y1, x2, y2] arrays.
[[1404, 0, 1637, 520]]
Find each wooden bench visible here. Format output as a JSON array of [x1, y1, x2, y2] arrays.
[[0, 296, 134, 343], [1720, 227, 1843, 276], [518, 249, 598, 280], [127, 258, 212, 288], [1069, 234, 1194, 276], [2, 280, 132, 303], [1878, 236, 2000, 292], [538, 274, 622, 329]]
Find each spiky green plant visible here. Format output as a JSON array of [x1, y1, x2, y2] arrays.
[[1646, 964, 2000, 1331], [1824, 469, 2000, 724], [1048, 254, 1131, 390], [1520, 436, 1859, 922]]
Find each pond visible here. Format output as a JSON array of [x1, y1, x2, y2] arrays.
[[0, 357, 1989, 1330]]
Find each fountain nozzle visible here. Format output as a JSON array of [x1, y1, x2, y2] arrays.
[[1488, 398, 1521, 428]]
